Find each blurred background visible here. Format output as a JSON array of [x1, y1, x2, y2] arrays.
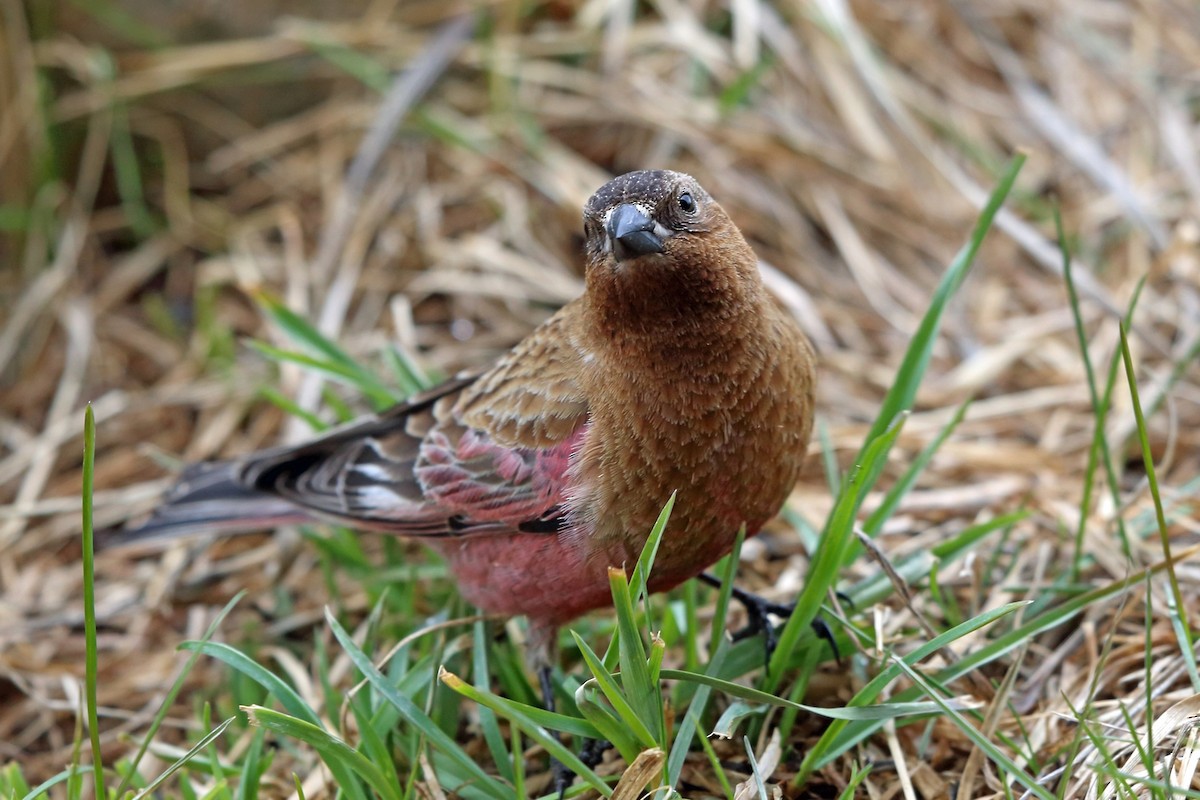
[[1, 0, 1198, 795]]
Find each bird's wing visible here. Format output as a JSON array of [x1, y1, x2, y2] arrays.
[[451, 305, 590, 448], [239, 304, 590, 536]]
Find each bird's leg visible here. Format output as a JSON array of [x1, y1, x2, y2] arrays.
[[698, 572, 842, 665], [538, 664, 573, 797], [530, 628, 614, 799], [537, 663, 557, 714], [528, 626, 577, 800], [539, 661, 616, 798]]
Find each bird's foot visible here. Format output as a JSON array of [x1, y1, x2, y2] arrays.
[[699, 573, 843, 666], [538, 666, 616, 799], [580, 738, 613, 769]]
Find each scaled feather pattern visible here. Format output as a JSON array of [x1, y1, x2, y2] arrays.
[[126, 170, 817, 648]]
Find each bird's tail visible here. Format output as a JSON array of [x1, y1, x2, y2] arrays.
[[113, 461, 309, 545]]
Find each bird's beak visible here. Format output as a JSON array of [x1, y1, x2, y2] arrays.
[[607, 203, 664, 259]]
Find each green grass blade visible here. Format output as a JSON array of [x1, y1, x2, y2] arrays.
[[20, 767, 93, 800], [890, 659, 1055, 800], [1118, 322, 1198, 691], [1140, 572, 1157, 789], [70, 0, 169, 46], [695, 734, 735, 799], [346, 692, 403, 795], [385, 346, 436, 395], [572, 682, 643, 763], [116, 598, 247, 798], [324, 611, 510, 799], [81, 405, 103, 793], [1096, 769, 1200, 799], [472, 622, 514, 784], [233, 727, 269, 800], [1058, 207, 1104, 580], [847, 511, 1028, 608], [440, 669, 612, 797], [852, 153, 1026, 461], [799, 601, 1027, 777], [718, 57, 773, 113], [600, 494, 676, 673], [835, 762, 872, 800], [769, 155, 1025, 695], [629, 492, 675, 606], [712, 702, 768, 739], [511, 728, 525, 800], [660, 667, 962, 720], [245, 341, 398, 409], [250, 292, 403, 407], [807, 547, 1196, 768], [708, 526, 746, 646], [1097, 277, 1147, 548], [765, 414, 906, 688], [179, 641, 321, 726], [864, 397, 971, 535], [570, 632, 657, 750], [743, 736, 768, 800], [1, 763, 31, 797], [243, 707, 398, 800], [1057, 208, 1139, 571], [258, 386, 327, 432], [817, 419, 840, 497], [252, 291, 366, 373], [130, 718, 235, 800], [200, 702, 225, 793], [110, 103, 157, 238], [667, 636, 730, 787], [302, 37, 390, 91], [607, 568, 663, 743]]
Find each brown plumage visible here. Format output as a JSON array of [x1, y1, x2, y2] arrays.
[[125, 169, 817, 656]]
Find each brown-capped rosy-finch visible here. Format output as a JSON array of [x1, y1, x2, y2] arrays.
[[125, 169, 817, 663]]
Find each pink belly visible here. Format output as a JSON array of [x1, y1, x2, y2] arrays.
[[427, 521, 754, 627], [429, 533, 617, 626]]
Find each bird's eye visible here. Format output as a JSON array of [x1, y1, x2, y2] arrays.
[[677, 192, 696, 214]]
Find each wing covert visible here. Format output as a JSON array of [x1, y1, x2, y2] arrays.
[[453, 302, 590, 448], [236, 305, 592, 536]]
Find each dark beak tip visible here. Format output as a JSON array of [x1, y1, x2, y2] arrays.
[[608, 204, 664, 257], [615, 230, 664, 257]]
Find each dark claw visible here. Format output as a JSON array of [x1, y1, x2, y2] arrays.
[[580, 738, 613, 769], [809, 615, 842, 666], [699, 572, 843, 667]]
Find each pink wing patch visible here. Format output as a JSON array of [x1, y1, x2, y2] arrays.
[[415, 423, 586, 526]]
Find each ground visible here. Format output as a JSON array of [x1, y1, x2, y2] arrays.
[[1, 1, 1199, 797]]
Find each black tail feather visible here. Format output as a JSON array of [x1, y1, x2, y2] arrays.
[[112, 461, 309, 546]]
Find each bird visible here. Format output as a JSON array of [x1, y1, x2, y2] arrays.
[[123, 168, 817, 675]]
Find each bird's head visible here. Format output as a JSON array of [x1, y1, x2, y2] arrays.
[[583, 170, 720, 264], [581, 170, 762, 323]]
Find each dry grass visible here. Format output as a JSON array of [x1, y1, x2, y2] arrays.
[[1, 0, 1199, 797]]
